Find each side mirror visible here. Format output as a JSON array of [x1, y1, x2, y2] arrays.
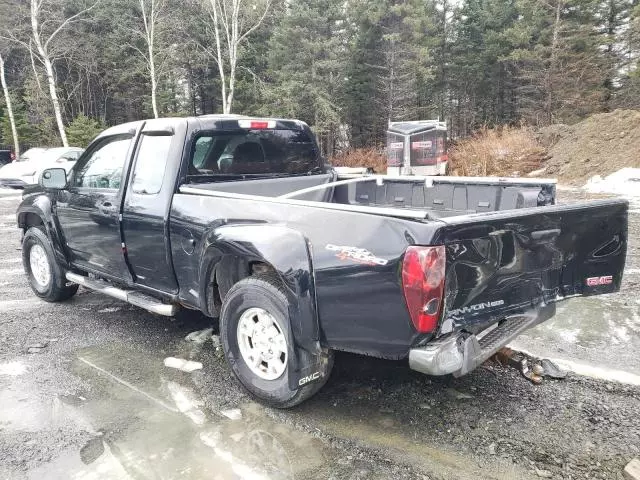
[[40, 168, 68, 190]]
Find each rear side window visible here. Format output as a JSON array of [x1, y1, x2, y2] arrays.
[[188, 129, 319, 176], [131, 134, 172, 194]]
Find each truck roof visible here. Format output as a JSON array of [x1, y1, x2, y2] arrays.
[[96, 115, 310, 141]]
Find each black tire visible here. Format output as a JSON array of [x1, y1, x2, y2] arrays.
[[22, 226, 79, 302], [220, 274, 333, 409]]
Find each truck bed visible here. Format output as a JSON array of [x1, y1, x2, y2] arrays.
[[175, 175, 626, 361], [186, 173, 557, 219]]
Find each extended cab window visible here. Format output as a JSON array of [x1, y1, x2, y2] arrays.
[[74, 135, 132, 189], [131, 134, 172, 194], [188, 129, 318, 176]]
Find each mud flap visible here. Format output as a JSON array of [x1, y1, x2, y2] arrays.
[[287, 342, 328, 391]]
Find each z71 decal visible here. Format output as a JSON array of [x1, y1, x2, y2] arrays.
[[326, 244, 389, 266]]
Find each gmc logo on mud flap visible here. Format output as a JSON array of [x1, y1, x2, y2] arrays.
[[298, 372, 321, 386], [586, 275, 613, 287]]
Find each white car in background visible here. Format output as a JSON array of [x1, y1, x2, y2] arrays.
[[0, 147, 84, 188], [18, 147, 48, 162]]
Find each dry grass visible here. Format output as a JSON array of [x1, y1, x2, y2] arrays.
[[329, 147, 387, 173], [449, 126, 548, 177], [330, 127, 548, 177]]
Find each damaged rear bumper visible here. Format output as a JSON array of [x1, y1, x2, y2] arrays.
[[409, 303, 555, 377]]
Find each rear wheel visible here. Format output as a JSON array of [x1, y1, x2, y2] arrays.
[[22, 227, 78, 302], [220, 274, 333, 408]]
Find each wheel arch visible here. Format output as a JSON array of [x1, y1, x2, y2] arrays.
[[198, 224, 320, 352], [17, 197, 69, 267]]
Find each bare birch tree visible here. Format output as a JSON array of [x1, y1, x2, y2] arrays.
[[206, 0, 272, 114], [0, 54, 19, 157], [138, 0, 165, 118], [27, 0, 99, 146]]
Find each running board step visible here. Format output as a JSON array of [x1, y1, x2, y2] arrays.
[[457, 316, 539, 376], [65, 272, 178, 316]]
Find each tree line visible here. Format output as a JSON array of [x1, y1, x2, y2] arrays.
[[0, 0, 639, 157]]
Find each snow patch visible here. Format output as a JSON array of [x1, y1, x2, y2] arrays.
[[185, 327, 214, 344], [585, 167, 640, 198], [614, 326, 631, 343], [558, 328, 580, 344], [0, 361, 27, 376], [163, 357, 203, 373], [220, 408, 242, 421], [166, 381, 206, 425], [97, 307, 121, 313]]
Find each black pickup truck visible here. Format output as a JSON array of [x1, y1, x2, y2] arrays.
[[17, 115, 627, 408]]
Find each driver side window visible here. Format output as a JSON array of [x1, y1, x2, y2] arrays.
[[74, 135, 132, 189]]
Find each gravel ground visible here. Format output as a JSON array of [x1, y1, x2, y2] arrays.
[[0, 190, 639, 480]]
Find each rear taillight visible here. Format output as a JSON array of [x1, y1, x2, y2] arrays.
[[401, 245, 446, 333], [10, 152, 15, 161]]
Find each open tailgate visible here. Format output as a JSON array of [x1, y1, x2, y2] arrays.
[[432, 199, 628, 331]]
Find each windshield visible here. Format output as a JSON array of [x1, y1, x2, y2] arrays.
[[188, 129, 320, 177]]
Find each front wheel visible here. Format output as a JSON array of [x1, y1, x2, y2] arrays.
[[220, 274, 333, 408], [22, 227, 78, 302]]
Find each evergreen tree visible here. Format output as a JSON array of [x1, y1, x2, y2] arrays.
[[66, 114, 104, 147], [1, 99, 38, 149], [448, 0, 520, 135], [509, 0, 607, 125], [343, 2, 387, 148], [263, 0, 346, 156], [1, 0, 638, 151]]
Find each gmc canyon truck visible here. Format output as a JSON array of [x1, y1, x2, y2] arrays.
[[17, 116, 627, 408]]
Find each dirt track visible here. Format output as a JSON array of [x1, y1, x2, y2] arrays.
[[0, 191, 639, 480]]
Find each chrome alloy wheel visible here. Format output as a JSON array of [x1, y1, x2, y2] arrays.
[[29, 244, 51, 288], [236, 307, 288, 380]]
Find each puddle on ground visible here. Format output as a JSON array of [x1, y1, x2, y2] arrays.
[[511, 294, 640, 375], [0, 388, 67, 433], [25, 344, 328, 480], [521, 296, 640, 347]]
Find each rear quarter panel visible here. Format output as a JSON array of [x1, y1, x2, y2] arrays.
[[170, 193, 441, 358]]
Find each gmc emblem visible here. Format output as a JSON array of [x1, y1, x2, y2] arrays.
[[298, 371, 320, 386], [586, 275, 613, 287]]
